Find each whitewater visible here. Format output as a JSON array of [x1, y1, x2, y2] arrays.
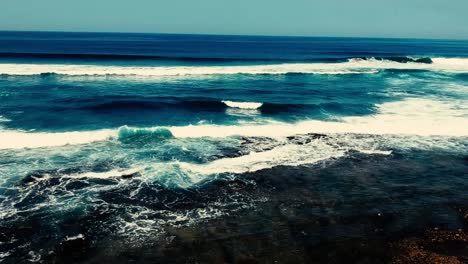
[[1, 58, 468, 76]]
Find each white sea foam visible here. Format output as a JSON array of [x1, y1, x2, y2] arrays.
[[0, 98, 466, 150], [0, 251, 11, 259], [69, 167, 142, 179], [222, 100, 263, 109], [64, 234, 84, 241], [1, 58, 467, 76], [0, 129, 115, 149], [358, 149, 393, 155], [177, 140, 345, 174], [175, 134, 397, 175], [0, 116, 11, 122]]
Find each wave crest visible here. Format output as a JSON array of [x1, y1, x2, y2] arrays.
[[354, 56, 433, 64], [222, 101, 263, 109], [117, 126, 173, 143]]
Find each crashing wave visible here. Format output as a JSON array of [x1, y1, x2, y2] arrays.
[[356, 56, 433, 64], [1, 58, 467, 76]]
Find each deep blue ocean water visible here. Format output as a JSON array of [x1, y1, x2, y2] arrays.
[[0, 32, 467, 263]]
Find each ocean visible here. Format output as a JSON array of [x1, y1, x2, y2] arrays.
[[0, 31, 467, 263]]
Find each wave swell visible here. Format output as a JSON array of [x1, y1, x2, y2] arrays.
[[0, 52, 434, 64]]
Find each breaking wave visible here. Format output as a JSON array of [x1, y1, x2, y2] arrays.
[[222, 101, 263, 109], [117, 126, 174, 143], [1, 58, 467, 76], [0, 98, 466, 150]]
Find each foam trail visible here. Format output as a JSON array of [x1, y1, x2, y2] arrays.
[[222, 100, 263, 109], [70, 167, 142, 179], [1, 58, 468, 76], [177, 141, 345, 174], [177, 143, 395, 175]]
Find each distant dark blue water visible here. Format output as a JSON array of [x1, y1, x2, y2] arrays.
[[0, 32, 467, 263]]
